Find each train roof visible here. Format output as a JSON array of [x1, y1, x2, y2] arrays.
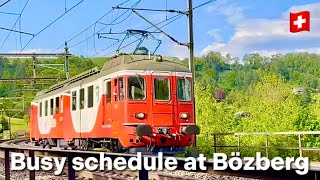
[[32, 54, 190, 101]]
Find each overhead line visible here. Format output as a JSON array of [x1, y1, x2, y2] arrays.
[[20, 0, 85, 52], [52, 0, 131, 52], [60, 0, 216, 57], [0, 26, 34, 36], [0, 11, 19, 16], [99, 0, 216, 57], [0, 0, 29, 49], [53, 8, 115, 51], [193, 0, 216, 9], [69, 0, 141, 49], [36, 0, 85, 36], [0, 0, 12, 8], [91, 14, 183, 58]]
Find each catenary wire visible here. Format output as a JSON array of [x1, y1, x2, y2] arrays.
[[20, 0, 86, 52], [97, 0, 216, 57], [68, 0, 141, 49], [51, 0, 133, 52], [0, 0, 29, 49]]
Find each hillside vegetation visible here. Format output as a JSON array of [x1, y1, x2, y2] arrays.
[[186, 52, 320, 158], [1, 52, 320, 158]]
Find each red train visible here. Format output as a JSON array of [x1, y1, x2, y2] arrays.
[[30, 54, 199, 153]]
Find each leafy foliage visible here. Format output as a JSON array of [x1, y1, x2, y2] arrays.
[[0, 56, 96, 119], [194, 52, 320, 159]]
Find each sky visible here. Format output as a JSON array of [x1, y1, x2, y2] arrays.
[[0, 0, 319, 59]]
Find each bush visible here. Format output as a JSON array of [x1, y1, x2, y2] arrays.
[[0, 117, 9, 131]]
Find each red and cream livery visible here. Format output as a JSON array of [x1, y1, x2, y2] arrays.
[[30, 54, 199, 153]]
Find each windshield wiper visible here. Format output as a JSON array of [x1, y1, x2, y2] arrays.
[[135, 73, 144, 90]]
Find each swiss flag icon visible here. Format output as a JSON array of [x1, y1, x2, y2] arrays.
[[290, 11, 310, 33]]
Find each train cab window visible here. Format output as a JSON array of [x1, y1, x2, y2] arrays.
[[55, 97, 59, 114], [45, 100, 48, 116], [114, 77, 125, 101], [50, 99, 54, 115], [88, 86, 94, 108], [177, 78, 191, 101], [128, 76, 146, 100], [72, 91, 77, 111], [80, 88, 85, 109], [39, 102, 42, 117], [106, 81, 111, 103], [154, 78, 170, 100]]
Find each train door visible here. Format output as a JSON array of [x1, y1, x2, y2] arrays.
[[111, 77, 126, 136], [103, 79, 112, 127], [70, 90, 81, 139], [151, 72, 174, 127], [79, 87, 86, 137]]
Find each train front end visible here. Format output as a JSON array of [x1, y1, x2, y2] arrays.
[[115, 55, 199, 154]]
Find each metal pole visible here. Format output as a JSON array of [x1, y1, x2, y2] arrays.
[[213, 134, 216, 153], [139, 158, 148, 180], [5, 149, 10, 180], [29, 150, 35, 180], [187, 0, 196, 146], [65, 41, 70, 79], [8, 111, 11, 139], [299, 134, 302, 157], [22, 96, 25, 111], [265, 134, 268, 158], [237, 135, 240, 152], [32, 54, 36, 85], [68, 153, 75, 180]]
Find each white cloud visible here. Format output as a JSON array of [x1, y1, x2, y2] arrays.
[[202, 2, 320, 58], [207, 0, 246, 24], [207, 29, 222, 42], [167, 43, 189, 60], [166, 42, 203, 60]]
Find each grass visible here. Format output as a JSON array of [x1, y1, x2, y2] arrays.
[[0, 117, 29, 132], [10, 118, 29, 132], [87, 57, 108, 67]]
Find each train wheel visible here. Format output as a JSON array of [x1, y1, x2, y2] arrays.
[[79, 139, 94, 151], [45, 144, 52, 149], [79, 139, 89, 151]]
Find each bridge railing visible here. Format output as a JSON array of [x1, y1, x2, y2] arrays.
[[212, 131, 320, 158]]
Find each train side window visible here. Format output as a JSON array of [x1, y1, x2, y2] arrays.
[[154, 77, 170, 100], [80, 88, 85, 109], [50, 98, 54, 115], [55, 97, 59, 114], [106, 81, 111, 103], [45, 100, 48, 116], [72, 91, 77, 111], [88, 86, 93, 108], [39, 102, 42, 117]]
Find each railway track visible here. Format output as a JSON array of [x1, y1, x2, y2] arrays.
[[0, 138, 220, 180], [0, 139, 317, 180]]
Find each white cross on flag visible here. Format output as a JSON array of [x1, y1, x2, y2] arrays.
[[290, 11, 310, 33]]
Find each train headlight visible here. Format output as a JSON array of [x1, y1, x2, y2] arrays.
[[155, 55, 163, 62], [180, 112, 190, 119], [135, 112, 146, 119]]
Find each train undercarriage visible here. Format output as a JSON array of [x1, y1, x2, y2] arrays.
[[32, 138, 186, 154], [33, 138, 127, 152]]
